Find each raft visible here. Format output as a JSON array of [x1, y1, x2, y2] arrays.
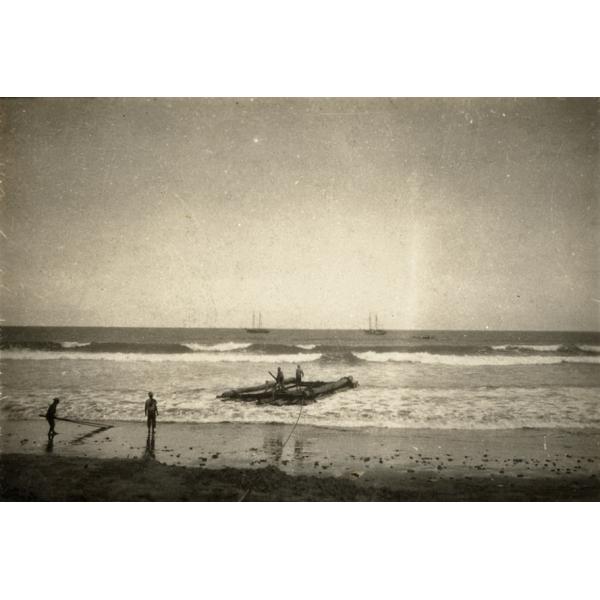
[[218, 376, 358, 405]]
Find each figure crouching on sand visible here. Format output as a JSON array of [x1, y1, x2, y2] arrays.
[[46, 397, 60, 438], [144, 392, 159, 434]]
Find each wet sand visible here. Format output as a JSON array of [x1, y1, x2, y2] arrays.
[[1, 420, 599, 500]]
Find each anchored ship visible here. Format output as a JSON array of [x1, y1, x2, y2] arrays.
[[364, 312, 386, 335], [246, 311, 270, 334]]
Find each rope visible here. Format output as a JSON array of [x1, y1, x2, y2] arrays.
[[38, 414, 113, 429], [238, 400, 305, 502], [281, 403, 304, 451]]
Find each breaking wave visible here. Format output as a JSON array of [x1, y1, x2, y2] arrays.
[[579, 345, 600, 353], [182, 342, 252, 352], [492, 344, 564, 352], [1, 340, 323, 355], [60, 341, 92, 349], [491, 344, 600, 355], [352, 351, 600, 366], [0, 349, 322, 363]]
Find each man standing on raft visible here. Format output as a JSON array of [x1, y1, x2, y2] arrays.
[[275, 366, 285, 390], [46, 397, 60, 438], [144, 392, 159, 434], [295, 364, 304, 388]]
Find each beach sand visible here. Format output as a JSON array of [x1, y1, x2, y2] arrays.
[[1, 420, 599, 500]]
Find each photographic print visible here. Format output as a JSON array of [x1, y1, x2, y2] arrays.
[[1, 97, 598, 501]]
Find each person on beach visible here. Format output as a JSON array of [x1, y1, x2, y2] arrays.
[[295, 364, 304, 388], [46, 397, 60, 438], [144, 392, 159, 433]]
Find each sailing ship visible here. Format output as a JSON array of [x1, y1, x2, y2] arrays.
[[364, 312, 386, 335], [246, 311, 270, 334]]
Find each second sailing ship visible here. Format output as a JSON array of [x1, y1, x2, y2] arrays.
[[246, 311, 270, 334]]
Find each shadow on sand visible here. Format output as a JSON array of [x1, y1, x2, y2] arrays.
[[70, 426, 113, 445], [143, 431, 156, 461]]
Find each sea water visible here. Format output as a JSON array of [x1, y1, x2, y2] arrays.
[[1, 327, 599, 429]]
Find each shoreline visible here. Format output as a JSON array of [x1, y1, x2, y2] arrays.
[[2, 420, 599, 500], [6, 417, 600, 432]]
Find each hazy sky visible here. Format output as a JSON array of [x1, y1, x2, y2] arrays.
[[1, 98, 598, 330]]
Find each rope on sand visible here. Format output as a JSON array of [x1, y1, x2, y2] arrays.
[[38, 414, 114, 429], [281, 403, 304, 451], [238, 401, 305, 502]]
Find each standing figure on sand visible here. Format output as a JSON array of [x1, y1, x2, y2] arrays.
[[144, 392, 159, 434], [46, 397, 60, 439]]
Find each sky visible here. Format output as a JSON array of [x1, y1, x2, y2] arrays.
[[0, 97, 598, 330]]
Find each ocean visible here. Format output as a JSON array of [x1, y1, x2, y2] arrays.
[[1, 326, 599, 429]]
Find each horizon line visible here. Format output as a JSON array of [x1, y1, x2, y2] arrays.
[[1, 324, 599, 334]]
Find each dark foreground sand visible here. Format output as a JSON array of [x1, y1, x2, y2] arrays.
[[1, 420, 599, 500], [2, 453, 599, 501]]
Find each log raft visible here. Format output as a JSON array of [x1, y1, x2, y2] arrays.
[[217, 376, 358, 405]]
